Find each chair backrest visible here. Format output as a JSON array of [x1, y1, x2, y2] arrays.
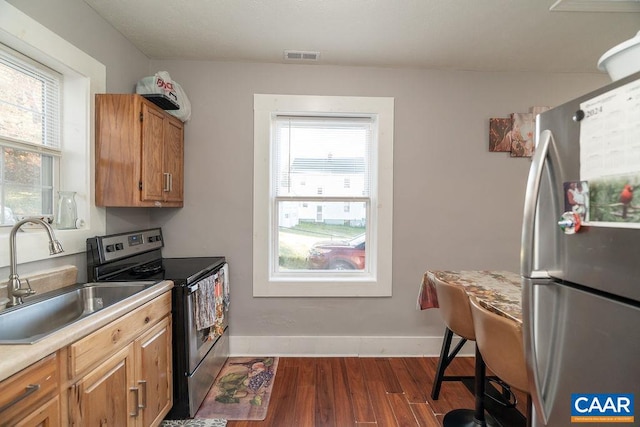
[[469, 295, 529, 393], [433, 277, 475, 340]]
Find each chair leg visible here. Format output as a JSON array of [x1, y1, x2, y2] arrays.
[[474, 345, 487, 422], [442, 345, 498, 427], [431, 327, 467, 400], [431, 327, 453, 400]]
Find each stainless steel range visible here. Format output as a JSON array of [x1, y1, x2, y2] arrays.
[[87, 228, 229, 419]]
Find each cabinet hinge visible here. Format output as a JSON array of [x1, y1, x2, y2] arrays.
[[139, 181, 142, 190], [139, 112, 143, 122]]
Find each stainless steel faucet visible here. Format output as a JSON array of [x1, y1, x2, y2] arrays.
[[6, 218, 64, 307]]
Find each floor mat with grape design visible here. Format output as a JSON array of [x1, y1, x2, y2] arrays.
[[195, 357, 278, 421]]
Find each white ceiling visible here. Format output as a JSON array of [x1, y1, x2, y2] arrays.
[[83, 0, 639, 73]]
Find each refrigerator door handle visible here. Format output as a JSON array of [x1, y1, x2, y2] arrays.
[[523, 279, 551, 425], [521, 129, 554, 279]]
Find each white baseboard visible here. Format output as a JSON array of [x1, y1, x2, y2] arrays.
[[229, 335, 475, 357]]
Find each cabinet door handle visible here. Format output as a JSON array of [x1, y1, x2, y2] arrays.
[[163, 173, 170, 192], [138, 380, 147, 409], [129, 387, 140, 417], [0, 384, 40, 413], [169, 173, 173, 192]]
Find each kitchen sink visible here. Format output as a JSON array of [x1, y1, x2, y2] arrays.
[[0, 281, 158, 345]]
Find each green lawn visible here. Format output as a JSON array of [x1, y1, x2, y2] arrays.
[[278, 222, 364, 269]]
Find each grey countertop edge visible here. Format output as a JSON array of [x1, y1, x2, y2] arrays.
[[0, 280, 174, 382]]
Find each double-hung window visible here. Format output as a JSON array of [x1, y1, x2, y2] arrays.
[[0, 0, 106, 267], [254, 94, 394, 297], [0, 46, 60, 225]]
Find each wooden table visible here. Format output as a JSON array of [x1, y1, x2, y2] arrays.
[[417, 270, 522, 323]]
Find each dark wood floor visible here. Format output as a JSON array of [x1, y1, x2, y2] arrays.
[[225, 357, 527, 427]]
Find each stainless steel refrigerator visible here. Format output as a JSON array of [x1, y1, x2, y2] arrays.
[[521, 70, 640, 426]]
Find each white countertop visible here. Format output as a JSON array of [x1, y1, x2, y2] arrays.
[[0, 280, 174, 382]]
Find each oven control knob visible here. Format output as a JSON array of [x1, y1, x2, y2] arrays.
[[115, 243, 124, 250], [106, 244, 115, 252]]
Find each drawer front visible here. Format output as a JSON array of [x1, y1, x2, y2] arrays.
[[68, 292, 171, 379], [0, 353, 58, 424]]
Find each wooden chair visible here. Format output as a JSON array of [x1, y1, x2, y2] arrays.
[[469, 295, 531, 426]]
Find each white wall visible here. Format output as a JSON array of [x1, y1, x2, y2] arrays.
[[148, 60, 610, 354], [7, 0, 149, 94]]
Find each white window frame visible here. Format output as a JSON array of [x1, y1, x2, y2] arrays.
[[253, 94, 394, 297], [0, 2, 106, 267]]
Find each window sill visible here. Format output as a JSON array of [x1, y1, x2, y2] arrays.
[[0, 226, 101, 269], [254, 273, 392, 297]]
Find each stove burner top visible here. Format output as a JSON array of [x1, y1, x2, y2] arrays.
[[132, 264, 164, 276]]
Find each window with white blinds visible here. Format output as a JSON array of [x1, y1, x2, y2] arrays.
[[254, 94, 394, 297], [0, 45, 61, 225]]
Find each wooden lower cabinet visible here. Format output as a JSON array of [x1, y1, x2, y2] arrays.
[[137, 318, 173, 427], [0, 292, 172, 427], [68, 344, 134, 426], [64, 292, 173, 427], [13, 395, 60, 427], [0, 354, 59, 427]]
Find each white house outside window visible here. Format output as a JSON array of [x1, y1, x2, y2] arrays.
[[253, 94, 394, 297]]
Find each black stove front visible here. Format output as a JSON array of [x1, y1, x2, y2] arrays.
[[86, 228, 229, 419]]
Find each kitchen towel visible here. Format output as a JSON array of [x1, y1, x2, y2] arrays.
[[194, 275, 216, 331]]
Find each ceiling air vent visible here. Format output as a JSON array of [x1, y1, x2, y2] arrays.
[[284, 50, 320, 61]]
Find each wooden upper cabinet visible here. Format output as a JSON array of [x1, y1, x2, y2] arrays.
[[163, 119, 184, 203], [96, 94, 184, 207]]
